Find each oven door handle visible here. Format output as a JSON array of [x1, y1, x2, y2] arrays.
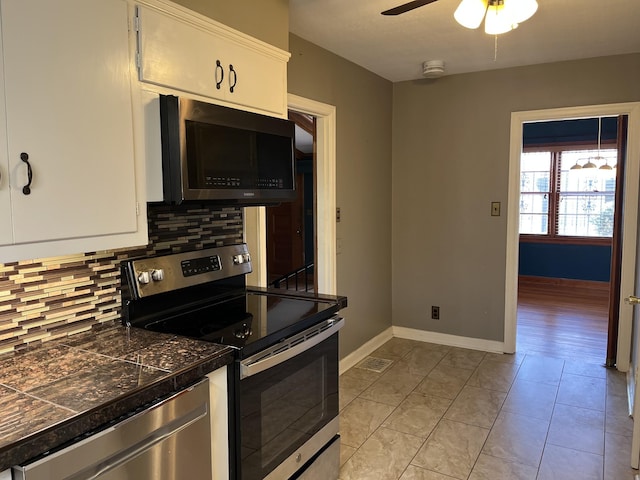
[[240, 316, 345, 379]]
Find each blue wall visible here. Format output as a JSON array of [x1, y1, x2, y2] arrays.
[[523, 117, 617, 145], [519, 242, 611, 282], [298, 158, 314, 265]]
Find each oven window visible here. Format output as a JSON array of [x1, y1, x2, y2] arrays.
[[239, 334, 339, 479]]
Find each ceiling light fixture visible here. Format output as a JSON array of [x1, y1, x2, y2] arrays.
[[568, 117, 615, 171], [570, 160, 582, 171], [454, 0, 538, 34]]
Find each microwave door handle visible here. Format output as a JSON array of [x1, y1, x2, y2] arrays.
[[240, 316, 344, 379]]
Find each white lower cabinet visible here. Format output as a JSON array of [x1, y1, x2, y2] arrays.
[[0, 0, 147, 262], [207, 366, 230, 480]]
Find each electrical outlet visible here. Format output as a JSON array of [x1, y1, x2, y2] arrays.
[[431, 306, 440, 320]]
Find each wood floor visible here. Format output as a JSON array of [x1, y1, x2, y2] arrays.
[[517, 280, 610, 366]]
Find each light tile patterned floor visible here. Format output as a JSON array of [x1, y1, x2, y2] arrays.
[[338, 338, 636, 480]]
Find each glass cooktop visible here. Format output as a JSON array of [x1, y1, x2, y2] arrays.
[[140, 291, 339, 355]]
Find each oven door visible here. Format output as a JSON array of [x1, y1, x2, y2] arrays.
[[237, 316, 344, 480]]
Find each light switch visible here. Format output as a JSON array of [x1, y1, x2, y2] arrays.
[[491, 202, 501, 216]]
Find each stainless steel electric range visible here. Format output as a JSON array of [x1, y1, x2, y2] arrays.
[[121, 244, 347, 480]]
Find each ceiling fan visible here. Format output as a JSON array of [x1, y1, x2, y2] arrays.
[[381, 0, 539, 36], [381, 0, 438, 16]]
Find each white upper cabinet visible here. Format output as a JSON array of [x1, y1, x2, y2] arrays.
[[0, 32, 11, 247], [0, 0, 146, 262], [135, 3, 290, 116]]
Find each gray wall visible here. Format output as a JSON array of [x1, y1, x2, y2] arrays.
[[392, 53, 640, 342], [288, 34, 394, 358]]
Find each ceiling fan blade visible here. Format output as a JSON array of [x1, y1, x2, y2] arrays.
[[381, 0, 439, 16]]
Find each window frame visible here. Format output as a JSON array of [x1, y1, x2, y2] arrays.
[[519, 140, 617, 246]]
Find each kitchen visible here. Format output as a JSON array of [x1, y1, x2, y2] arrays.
[[0, 0, 348, 477], [0, 0, 639, 478]]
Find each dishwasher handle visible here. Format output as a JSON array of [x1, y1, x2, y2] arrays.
[[67, 402, 208, 480], [240, 315, 344, 379]]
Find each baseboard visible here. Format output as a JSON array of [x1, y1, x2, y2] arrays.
[[339, 326, 506, 375], [392, 326, 505, 354], [339, 327, 393, 375]]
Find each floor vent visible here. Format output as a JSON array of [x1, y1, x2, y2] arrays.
[[356, 356, 393, 373]]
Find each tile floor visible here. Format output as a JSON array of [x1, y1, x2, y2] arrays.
[[338, 338, 637, 480]]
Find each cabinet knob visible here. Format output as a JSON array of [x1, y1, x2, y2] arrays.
[[20, 152, 33, 195]]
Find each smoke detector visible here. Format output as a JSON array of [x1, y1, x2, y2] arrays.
[[422, 60, 445, 79]]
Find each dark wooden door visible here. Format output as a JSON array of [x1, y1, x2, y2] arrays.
[[266, 172, 305, 283], [606, 115, 629, 366]]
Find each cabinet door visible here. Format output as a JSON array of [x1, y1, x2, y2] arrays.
[[2, 0, 137, 244], [0, 22, 11, 246], [216, 39, 287, 115], [137, 6, 225, 103], [136, 5, 288, 116]]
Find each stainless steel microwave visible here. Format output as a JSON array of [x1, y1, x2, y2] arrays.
[[159, 95, 296, 205]]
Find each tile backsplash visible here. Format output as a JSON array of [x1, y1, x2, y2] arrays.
[[0, 204, 243, 354]]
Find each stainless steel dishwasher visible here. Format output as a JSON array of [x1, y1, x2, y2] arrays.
[[13, 379, 211, 480]]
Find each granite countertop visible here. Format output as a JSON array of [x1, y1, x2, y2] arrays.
[[0, 322, 235, 472]]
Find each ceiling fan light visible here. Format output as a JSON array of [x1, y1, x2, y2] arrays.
[[454, 0, 488, 29], [505, 0, 538, 24], [484, 1, 514, 35]]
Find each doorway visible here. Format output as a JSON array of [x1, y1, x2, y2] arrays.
[[266, 111, 314, 290], [516, 116, 623, 365], [244, 95, 337, 295], [504, 103, 640, 373]]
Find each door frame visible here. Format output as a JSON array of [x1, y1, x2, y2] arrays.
[[504, 102, 640, 371], [245, 95, 337, 295]]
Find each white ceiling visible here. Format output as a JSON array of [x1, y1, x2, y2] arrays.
[[289, 0, 640, 82]]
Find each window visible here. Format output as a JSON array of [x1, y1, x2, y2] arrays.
[[519, 147, 617, 240]]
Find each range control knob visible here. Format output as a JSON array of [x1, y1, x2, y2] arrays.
[[233, 323, 252, 339], [151, 269, 165, 282], [137, 271, 151, 285], [233, 253, 251, 265]]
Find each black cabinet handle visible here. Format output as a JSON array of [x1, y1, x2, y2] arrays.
[[215, 59, 224, 90], [20, 152, 32, 195], [229, 64, 237, 93]]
